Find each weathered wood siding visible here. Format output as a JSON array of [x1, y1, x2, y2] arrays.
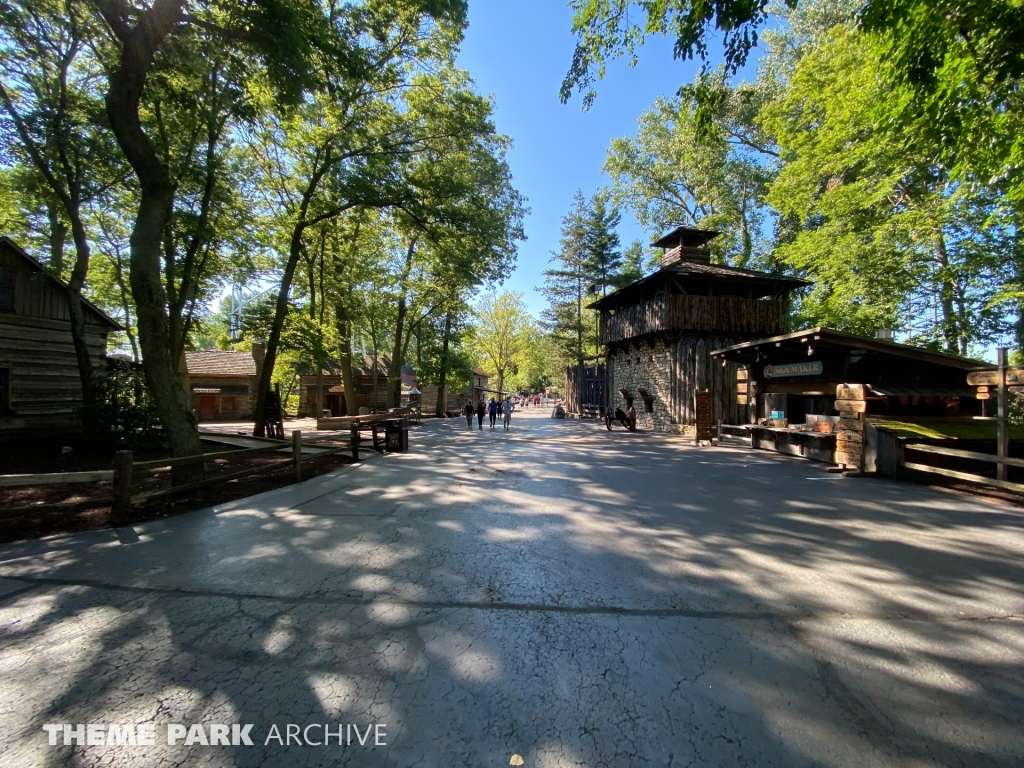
[[419, 385, 460, 415], [0, 315, 109, 434], [0, 240, 111, 435], [600, 295, 785, 345]]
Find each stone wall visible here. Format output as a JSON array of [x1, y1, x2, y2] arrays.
[[607, 335, 746, 433], [608, 339, 677, 432]]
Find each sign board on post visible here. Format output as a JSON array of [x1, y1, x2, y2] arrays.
[[967, 369, 1024, 386], [695, 389, 713, 443], [835, 384, 865, 471], [836, 400, 867, 414]]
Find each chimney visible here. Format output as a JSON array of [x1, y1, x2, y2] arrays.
[[251, 341, 266, 379], [875, 328, 894, 341], [654, 227, 719, 268]]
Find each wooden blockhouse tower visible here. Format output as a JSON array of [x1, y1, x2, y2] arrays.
[[587, 227, 808, 431]]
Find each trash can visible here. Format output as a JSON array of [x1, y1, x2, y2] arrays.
[[384, 417, 409, 452]]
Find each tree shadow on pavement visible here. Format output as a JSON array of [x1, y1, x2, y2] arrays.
[[0, 414, 1021, 767]]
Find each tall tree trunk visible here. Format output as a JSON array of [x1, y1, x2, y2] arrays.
[[65, 204, 97, 409], [251, 149, 341, 435], [100, 0, 204, 481], [46, 202, 67, 276], [335, 300, 357, 416], [387, 239, 417, 408], [252, 231, 304, 436], [1013, 212, 1024, 353], [388, 295, 407, 409], [110, 249, 140, 362], [934, 231, 957, 354], [435, 311, 451, 417]]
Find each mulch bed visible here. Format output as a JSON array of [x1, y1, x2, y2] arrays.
[[0, 436, 355, 544]]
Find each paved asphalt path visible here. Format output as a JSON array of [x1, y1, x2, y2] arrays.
[[0, 408, 1022, 767]]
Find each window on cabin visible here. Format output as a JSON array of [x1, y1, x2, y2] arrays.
[[0, 368, 10, 413], [0, 266, 15, 312]]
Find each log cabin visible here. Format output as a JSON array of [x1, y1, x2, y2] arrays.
[[420, 370, 494, 416], [0, 237, 121, 437], [183, 348, 263, 421], [585, 227, 809, 432], [297, 356, 417, 417]]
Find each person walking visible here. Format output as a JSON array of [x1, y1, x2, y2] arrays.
[[488, 397, 499, 429], [476, 399, 485, 430], [503, 397, 513, 429], [464, 401, 474, 430]]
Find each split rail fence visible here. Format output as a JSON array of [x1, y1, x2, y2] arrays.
[[902, 443, 1024, 494], [0, 421, 391, 522]]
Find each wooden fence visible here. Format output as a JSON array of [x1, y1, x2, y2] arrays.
[[0, 422, 393, 521], [902, 443, 1024, 494]]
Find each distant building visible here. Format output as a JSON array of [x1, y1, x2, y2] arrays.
[[0, 237, 121, 436], [183, 347, 264, 421], [466, 370, 492, 405], [298, 356, 416, 416]]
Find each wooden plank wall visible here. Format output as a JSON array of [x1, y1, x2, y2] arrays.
[[0, 242, 111, 434], [0, 315, 108, 433], [666, 337, 744, 427], [419, 385, 460, 415], [601, 296, 785, 345], [564, 364, 605, 416], [1, 242, 74, 321]]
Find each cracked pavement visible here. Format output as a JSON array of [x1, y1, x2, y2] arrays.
[[0, 409, 1022, 767]]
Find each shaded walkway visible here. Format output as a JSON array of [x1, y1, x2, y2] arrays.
[[0, 409, 1021, 766]]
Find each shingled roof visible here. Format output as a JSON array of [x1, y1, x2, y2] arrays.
[[185, 350, 257, 377]]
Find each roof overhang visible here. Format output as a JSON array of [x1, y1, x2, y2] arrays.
[[711, 327, 995, 371], [588, 265, 810, 311], [650, 227, 721, 249]]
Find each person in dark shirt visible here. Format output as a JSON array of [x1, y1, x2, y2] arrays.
[[488, 398, 499, 429], [476, 400, 485, 430], [464, 401, 474, 430]]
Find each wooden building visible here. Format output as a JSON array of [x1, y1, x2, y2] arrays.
[[419, 370, 496, 416], [711, 327, 993, 469], [298, 356, 417, 417], [183, 349, 263, 421], [419, 385, 460, 416], [585, 227, 808, 432], [0, 237, 121, 436]]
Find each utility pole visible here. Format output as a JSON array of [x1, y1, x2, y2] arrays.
[[997, 347, 1008, 481]]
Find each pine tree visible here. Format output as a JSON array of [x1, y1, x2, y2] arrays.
[[582, 191, 623, 297], [541, 191, 590, 365]]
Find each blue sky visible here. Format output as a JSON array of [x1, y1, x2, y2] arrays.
[[456, 1, 706, 317]]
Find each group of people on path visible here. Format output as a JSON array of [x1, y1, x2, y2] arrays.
[[464, 396, 515, 431]]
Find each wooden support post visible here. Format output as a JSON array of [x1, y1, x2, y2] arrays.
[[350, 424, 359, 461], [292, 430, 302, 481], [997, 347, 1008, 481], [112, 450, 134, 523]]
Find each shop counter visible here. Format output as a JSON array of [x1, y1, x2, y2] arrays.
[[746, 425, 836, 463]]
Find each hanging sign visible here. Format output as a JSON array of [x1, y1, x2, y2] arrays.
[[763, 361, 823, 378]]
